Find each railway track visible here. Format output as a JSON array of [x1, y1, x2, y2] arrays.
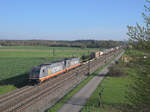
[[5, 72, 78, 112], [14, 70, 87, 112], [0, 86, 32, 104], [0, 50, 122, 112]]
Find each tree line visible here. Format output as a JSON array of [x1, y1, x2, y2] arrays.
[[0, 40, 123, 48]]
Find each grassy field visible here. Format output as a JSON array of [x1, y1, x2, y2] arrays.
[[81, 77, 129, 112], [0, 46, 98, 95], [0, 46, 98, 58]]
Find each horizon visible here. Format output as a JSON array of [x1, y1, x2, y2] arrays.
[[0, 39, 123, 41]]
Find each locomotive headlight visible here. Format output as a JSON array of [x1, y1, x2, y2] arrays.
[[33, 74, 36, 78], [48, 69, 51, 75], [70, 62, 72, 66]]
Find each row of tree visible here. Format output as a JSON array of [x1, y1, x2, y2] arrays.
[[127, 0, 150, 49], [127, 0, 150, 111], [0, 40, 123, 48]]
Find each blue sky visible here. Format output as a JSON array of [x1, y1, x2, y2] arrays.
[[0, 0, 146, 40]]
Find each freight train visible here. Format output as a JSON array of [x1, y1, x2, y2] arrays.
[[29, 46, 121, 83]]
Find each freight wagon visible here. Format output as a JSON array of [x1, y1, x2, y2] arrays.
[[90, 51, 104, 58]]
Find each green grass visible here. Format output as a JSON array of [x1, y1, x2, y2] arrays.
[[124, 49, 149, 57], [0, 46, 98, 95], [0, 46, 99, 50], [81, 76, 129, 112], [0, 48, 97, 58], [0, 85, 16, 95]]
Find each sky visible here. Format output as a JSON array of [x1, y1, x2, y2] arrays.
[[0, 0, 146, 40]]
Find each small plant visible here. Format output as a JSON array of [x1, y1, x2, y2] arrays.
[[107, 63, 127, 77]]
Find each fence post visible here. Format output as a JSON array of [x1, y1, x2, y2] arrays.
[[88, 60, 90, 75], [50, 48, 51, 57], [53, 48, 55, 56], [98, 88, 104, 108]]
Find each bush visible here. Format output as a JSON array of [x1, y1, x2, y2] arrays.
[[107, 63, 127, 77]]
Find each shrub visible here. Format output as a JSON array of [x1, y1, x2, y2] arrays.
[[107, 63, 127, 77]]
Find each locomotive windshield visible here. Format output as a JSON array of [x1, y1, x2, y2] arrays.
[[32, 68, 40, 73], [30, 67, 40, 78]]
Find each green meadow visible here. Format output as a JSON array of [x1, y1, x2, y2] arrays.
[[0, 46, 98, 95], [81, 77, 129, 112]]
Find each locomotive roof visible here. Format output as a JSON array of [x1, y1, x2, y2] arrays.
[[64, 57, 80, 60], [40, 59, 65, 67], [39, 57, 79, 67]]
